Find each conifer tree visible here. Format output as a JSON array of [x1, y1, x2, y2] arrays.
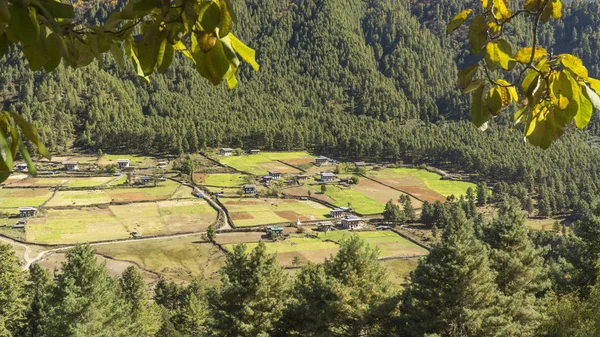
[[403, 197, 416, 222], [481, 198, 550, 336], [384, 200, 404, 225], [0, 244, 26, 336], [119, 266, 161, 337], [21, 264, 53, 337], [400, 209, 506, 337], [207, 242, 289, 337]]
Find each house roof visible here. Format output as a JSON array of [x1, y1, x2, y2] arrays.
[[321, 172, 335, 177], [316, 156, 328, 160], [19, 207, 37, 211], [140, 176, 151, 179], [318, 221, 334, 226], [243, 184, 256, 189], [354, 161, 367, 166], [62, 161, 78, 165], [250, 149, 260, 152], [268, 170, 281, 174], [220, 148, 233, 151], [268, 226, 284, 231], [116, 159, 130, 163], [16, 163, 27, 167], [343, 215, 362, 221]]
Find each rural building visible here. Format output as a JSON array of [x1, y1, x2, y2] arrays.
[[262, 175, 274, 182], [219, 148, 233, 156], [296, 174, 309, 180], [341, 215, 362, 230], [269, 170, 282, 179], [157, 161, 168, 168], [339, 177, 349, 184], [354, 161, 367, 167], [130, 231, 142, 239], [249, 149, 260, 154], [315, 156, 329, 165], [140, 176, 152, 185], [19, 207, 37, 218], [117, 159, 130, 169], [15, 163, 28, 171], [330, 208, 345, 218], [13, 219, 27, 228], [321, 172, 336, 182], [267, 226, 284, 239], [243, 184, 256, 194], [62, 161, 79, 171], [317, 221, 334, 232]]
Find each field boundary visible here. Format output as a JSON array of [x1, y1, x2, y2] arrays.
[[276, 160, 306, 173], [391, 228, 431, 251], [359, 173, 426, 205]]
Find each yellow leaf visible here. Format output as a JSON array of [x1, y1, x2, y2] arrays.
[[485, 39, 515, 71], [488, 87, 503, 116], [587, 78, 600, 95], [514, 47, 547, 64], [447, 9, 472, 35], [551, 0, 562, 20], [560, 54, 588, 79], [496, 79, 518, 103], [493, 0, 511, 20], [481, 0, 491, 9]]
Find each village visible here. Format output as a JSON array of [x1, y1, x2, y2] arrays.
[[0, 149, 477, 285]]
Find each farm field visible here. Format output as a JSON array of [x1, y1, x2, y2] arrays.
[[98, 154, 164, 167], [170, 185, 194, 199], [45, 190, 111, 207], [303, 184, 386, 214], [0, 188, 54, 210], [11, 176, 114, 188], [317, 230, 428, 258], [222, 198, 331, 227], [106, 179, 180, 202], [94, 235, 226, 282], [107, 175, 128, 186], [366, 167, 476, 201], [62, 154, 99, 164], [223, 237, 340, 266], [37, 252, 159, 283], [2, 173, 28, 185], [198, 173, 247, 187], [218, 151, 308, 175], [25, 200, 217, 244]]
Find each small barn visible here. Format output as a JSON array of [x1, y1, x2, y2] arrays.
[[19, 207, 37, 218], [267, 226, 285, 239], [341, 216, 362, 230], [219, 148, 233, 156], [354, 161, 367, 167], [15, 163, 28, 171], [321, 172, 336, 182], [315, 156, 329, 165], [317, 221, 335, 232], [330, 208, 345, 218], [117, 159, 130, 169], [249, 149, 261, 154], [140, 176, 152, 185], [243, 184, 256, 194], [62, 161, 79, 171], [268, 170, 282, 179]]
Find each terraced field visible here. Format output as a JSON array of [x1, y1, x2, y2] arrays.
[[218, 151, 312, 175], [0, 188, 54, 212], [106, 179, 180, 202], [11, 176, 114, 188], [222, 198, 331, 227], [45, 190, 111, 207], [317, 230, 428, 258]]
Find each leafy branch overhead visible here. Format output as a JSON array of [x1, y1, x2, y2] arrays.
[[0, 0, 258, 181], [448, 0, 600, 149]]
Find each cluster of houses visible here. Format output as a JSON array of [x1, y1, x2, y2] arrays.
[[317, 215, 363, 231]]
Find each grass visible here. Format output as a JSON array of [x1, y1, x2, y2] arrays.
[[218, 151, 310, 175], [203, 173, 248, 187], [170, 185, 194, 199], [0, 188, 54, 209], [380, 258, 420, 288], [13, 176, 114, 188], [306, 184, 384, 214], [222, 198, 331, 227], [317, 230, 428, 258], [45, 190, 111, 207], [107, 175, 128, 186], [525, 217, 566, 231], [94, 235, 226, 283], [26, 208, 128, 244], [106, 179, 180, 202], [368, 168, 475, 198]]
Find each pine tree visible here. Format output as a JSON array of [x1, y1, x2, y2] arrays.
[[400, 209, 507, 337], [119, 266, 161, 337], [0, 244, 27, 336], [22, 264, 53, 337], [207, 242, 289, 337], [476, 182, 488, 205], [46, 245, 130, 337], [481, 198, 550, 336], [403, 197, 416, 222], [383, 200, 404, 224]]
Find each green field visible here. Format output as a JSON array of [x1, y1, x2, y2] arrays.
[[305, 184, 384, 214], [25, 200, 217, 244], [107, 175, 128, 186], [0, 188, 54, 210], [95, 235, 226, 282], [219, 151, 311, 175], [106, 179, 180, 202], [45, 190, 112, 207], [171, 185, 194, 199], [222, 198, 331, 227], [317, 230, 428, 258], [203, 173, 247, 187], [380, 258, 420, 287]]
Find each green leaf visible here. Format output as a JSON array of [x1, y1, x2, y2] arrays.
[[132, 0, 160, 12], [468, 15, 487, 56], [200, 2, 221, 32], [0, 129, 13, 172], [157, 39, 173, 73], [485, 39, 515, 71], [205, 39, 231, 85], [471, 85, 490, 129], [125, 39, 149, 82], [38, 0, 74, 18], [457, 64, 478, 91], [0, 33, 8, 58], [487, 87, 503, 116], [464, 79, 485, 94], [526, 105, 564, 149], [9, 3, 39, 46], [10, 113, 50, 160], [560, 54, 588, 79], [514, 47, 547, 64], [229, 33, 259, 71], [18, 139, 37, 176], [217, 0, 232, 38], [110, 43, 125, 70], [43, 33, 62, 72], [446, 9, 472, 35], [577, 85, 595, 129], [0, 0, 10, 25]]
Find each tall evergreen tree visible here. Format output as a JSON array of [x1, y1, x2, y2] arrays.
[[400, 209, 506, 337], [0, 244, 26, 336], [119, 266, 161, 337], [21, 264, 53, 337]]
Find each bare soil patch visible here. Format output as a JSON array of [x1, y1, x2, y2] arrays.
[[284, 187, 335, 203], [193, 173, 206, 184], [275, 210, 304, 222], [281, 158, 314, 166], [229, 212, 254, 220], [355, 179, 423, 208], [378, 178, 446, 203], [259, 162, 300, 174]]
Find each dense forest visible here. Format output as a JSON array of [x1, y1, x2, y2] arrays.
[[3, 197, 600, 336]]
